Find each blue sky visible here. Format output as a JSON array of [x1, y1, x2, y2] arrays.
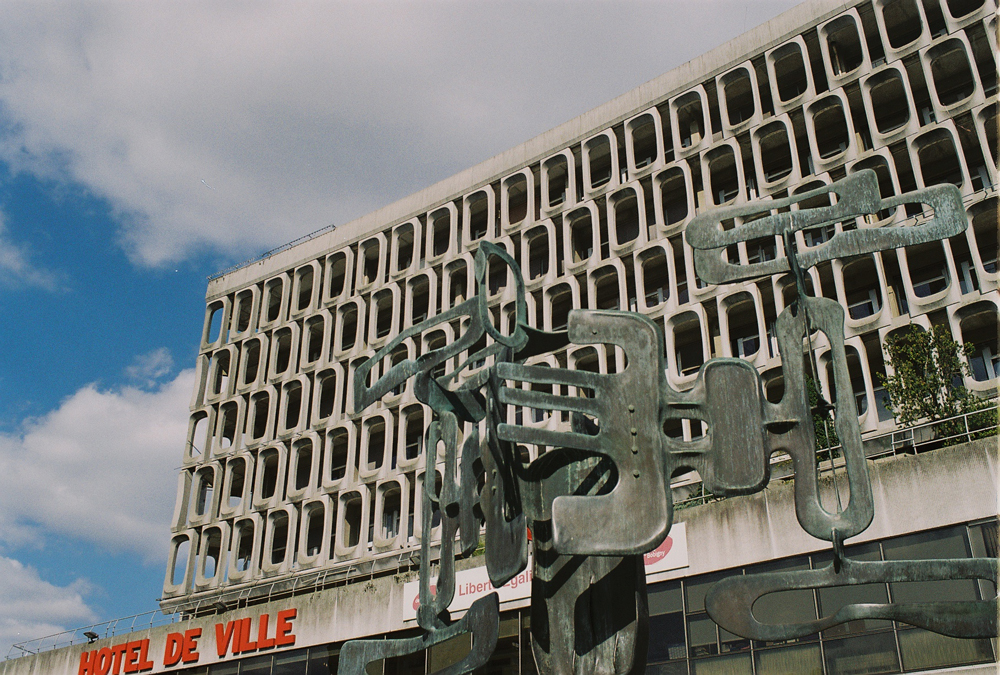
[[0, 0, 801, 656]]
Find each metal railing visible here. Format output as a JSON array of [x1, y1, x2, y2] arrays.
[[207, 223, 337, 281], [672, 402, 998, 509], [6, 609, 185, 660]]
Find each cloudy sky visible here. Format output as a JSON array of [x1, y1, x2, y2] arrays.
[[0, 0, 802, 657]]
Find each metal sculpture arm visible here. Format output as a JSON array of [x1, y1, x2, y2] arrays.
[[493, 309, 671, 556], [705, 552, 998, 640], [686, 169, 966, 285], [686, 170, 994, 643]]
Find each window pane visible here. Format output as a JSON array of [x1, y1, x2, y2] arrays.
[[479, 636, 519, 675], [690, 652, 751, 675], [648, 661, 689, 675], [208, 664, 239, 675], [240, 654, 273, 675], [306, 646, 339, 675], [753, 642, 823, 674], [823, 632, 901, 675], [273, 649, 308, 675], [748, 557, 818, 647], [688, 614, 719, 658], [968, 521, 998, 559], [817, 582, 892, 637], [882, 526, 969, 560], [383, 648, 424, 675], [752, 588, 817, 633], [648, 612, 686, 663], [718, 626, 749, 654], [968, 521, 999, 600], [897, 628, 995, 671], [649, 581, 683, 615]]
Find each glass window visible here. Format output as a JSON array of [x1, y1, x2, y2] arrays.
[[383, 648, 424, 675], [822, 631, 900, 674], [968, 520, 999, 600], [688, 614, 719, 658], [478, 636, 520, 675], [753, 642, 823, 674], [648, 661, 688, 675], [684, 572, 731, 613], [648, 612, 686, 663], [718, 626, 749, 654], [273, 649, 308, 675], [649, 581, 683, 615], [240, 655, 273, 675], [897, 628, 994, 671], [520, 613, 537, 675], [307, 645, 339, 675], [690, 652, 752, 674]]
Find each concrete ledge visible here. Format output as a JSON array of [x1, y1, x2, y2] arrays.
[[671, 437, 999, 577]]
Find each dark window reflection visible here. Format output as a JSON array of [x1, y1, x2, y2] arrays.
[[754, 642, 823, 674], [823, 631, 900, 674], [649, 612, 686, 663], [897, 628, 995, 671]]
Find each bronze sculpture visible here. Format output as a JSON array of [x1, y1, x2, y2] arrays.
[[338, 170, 998, 675]]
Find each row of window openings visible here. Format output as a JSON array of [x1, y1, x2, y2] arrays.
[[192, 335, 912, 513], [209, 229, 993, 389], [209, 111, 997, 346], [206, 111, 997, 349], [205, 30, 997, 340], [211, 295, 994, 454], [221, 185, 992, 369], [200, 262, 993, 438], [174, 482, 423, 587], [189, 384, 428, 468]]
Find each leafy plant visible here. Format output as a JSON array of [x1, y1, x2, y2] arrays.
[[878, 324, 991, 440], [806, 375, 839, 454]]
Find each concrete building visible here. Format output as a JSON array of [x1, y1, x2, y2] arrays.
[[4, 0, 997, 673]]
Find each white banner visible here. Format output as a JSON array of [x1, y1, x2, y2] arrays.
[[402, 523, 688, 620]]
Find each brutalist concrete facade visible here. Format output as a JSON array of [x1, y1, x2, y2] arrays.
[[161, 0, 998, 612], [1, 1, 997, 674]]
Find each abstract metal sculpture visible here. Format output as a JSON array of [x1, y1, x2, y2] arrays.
[[339, 170, 998, 675]]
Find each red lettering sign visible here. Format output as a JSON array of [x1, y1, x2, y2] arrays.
[[275, 609, 296, 646], [178, 629, 200, 663], [111, 643, 129, 674], [215, 621, 236, 657], [163, 633, 184, 667]]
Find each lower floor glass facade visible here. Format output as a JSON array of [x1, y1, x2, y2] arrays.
[[161, 520, 998, 675]]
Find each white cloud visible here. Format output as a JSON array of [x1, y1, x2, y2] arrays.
[[0, 1, 799, 266], [125, 348, 175, 388], [0, 209, 59, 290], [0, 556, 96, 658], [0, 369, 195, 562]]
